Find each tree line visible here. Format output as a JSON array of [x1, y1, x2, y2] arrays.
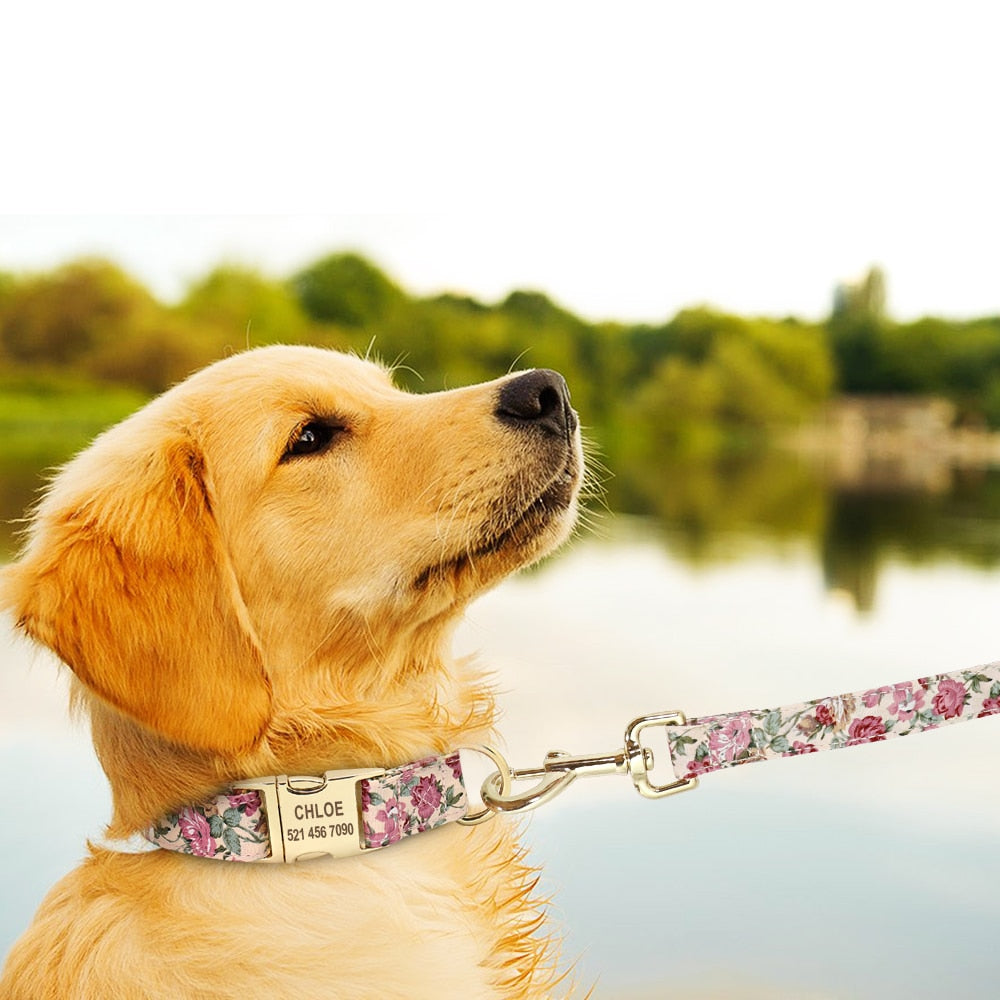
[[1, 255, 999, 465]]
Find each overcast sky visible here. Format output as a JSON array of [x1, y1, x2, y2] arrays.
[[2, 1, 998, 324]]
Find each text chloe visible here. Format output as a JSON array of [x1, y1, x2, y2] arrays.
[[293, 801, 345, 820]]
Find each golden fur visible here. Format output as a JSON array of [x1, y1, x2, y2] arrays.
[[0, 345, 584, 999]]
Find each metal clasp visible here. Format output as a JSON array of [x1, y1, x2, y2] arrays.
[[478, 711, 698, 815], [624, 711, 700, 799], [238, 767, 383, 863]]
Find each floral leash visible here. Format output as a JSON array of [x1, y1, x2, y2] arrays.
[[474, 661, 1000, 815], [144, 663, 1000, 862], [665, 662, 1000, 780]]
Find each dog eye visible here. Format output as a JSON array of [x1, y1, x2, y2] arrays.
[[283, 421, 343, 460]]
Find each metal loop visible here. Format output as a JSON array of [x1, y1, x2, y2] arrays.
[[456, 745, 512, 826], [481, 765, 578, 814]]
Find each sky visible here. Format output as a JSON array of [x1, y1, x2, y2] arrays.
[[1, 1, 998, 324]]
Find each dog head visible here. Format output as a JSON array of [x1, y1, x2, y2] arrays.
[[3, 346, 583, 757]]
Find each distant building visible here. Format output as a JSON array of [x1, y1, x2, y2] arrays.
[[832, 266, 887, 322]]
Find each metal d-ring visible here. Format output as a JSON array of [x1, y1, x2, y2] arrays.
[[480, 762, 578, 814], [456, 745, 513, 826]]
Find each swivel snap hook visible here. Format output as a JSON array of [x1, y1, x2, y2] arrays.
[[469, 711, 698, 819]]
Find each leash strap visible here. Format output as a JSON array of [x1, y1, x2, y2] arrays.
[[477, 661, 1000, 815], [145, 752, 467, 862], [665, 662, 1000, 780]]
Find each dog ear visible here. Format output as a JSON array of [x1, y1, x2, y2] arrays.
[[3, 425, 272, 755]]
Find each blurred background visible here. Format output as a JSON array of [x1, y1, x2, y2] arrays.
[[3, 2, 1000, 996]]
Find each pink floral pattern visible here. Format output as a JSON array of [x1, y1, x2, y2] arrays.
[[362, 753, 466, 848], [147, 790, 271, 861], [932, 677, 968, 719], [707, 714, 752, 763], [667, 663, 1000, 780], [146, 753, 467, 862]]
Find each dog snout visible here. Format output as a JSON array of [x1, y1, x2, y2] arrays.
[[495, 369, 577, 439]]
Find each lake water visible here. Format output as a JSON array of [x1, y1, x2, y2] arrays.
[[4, 441, 1000, 996]]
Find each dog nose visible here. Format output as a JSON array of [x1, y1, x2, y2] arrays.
[[496, 369, 577, 438]]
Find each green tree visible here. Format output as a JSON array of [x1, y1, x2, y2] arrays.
[[179, 266, 312, 345], [617, 310, 832, 462], [291, 253, 406, 328], [0, 259, 155, 368], [828, 266, 890, 392], [87, 315, 211, 393]]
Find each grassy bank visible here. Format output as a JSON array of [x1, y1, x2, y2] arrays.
[[0, 380, 149, 556], [0, 378, 148, 463]]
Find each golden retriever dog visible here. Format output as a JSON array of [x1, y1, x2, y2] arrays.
[[1, 345, 583, 999]]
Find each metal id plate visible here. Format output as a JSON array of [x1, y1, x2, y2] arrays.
[[267, 768, 382, 862]]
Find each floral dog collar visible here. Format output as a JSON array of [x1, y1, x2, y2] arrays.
[[146, 752, 468, 863]]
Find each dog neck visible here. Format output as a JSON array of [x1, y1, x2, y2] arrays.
[[85, 639, 495, 841]]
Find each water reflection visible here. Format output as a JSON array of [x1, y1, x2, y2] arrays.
[[605, 447, 1000, 612], [822, 471, 1000, 611]]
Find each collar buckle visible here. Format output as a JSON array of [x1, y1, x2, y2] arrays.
[[239, 768, 384, 863]]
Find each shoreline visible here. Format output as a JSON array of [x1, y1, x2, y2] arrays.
[[786, 395, 1000, 493]]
